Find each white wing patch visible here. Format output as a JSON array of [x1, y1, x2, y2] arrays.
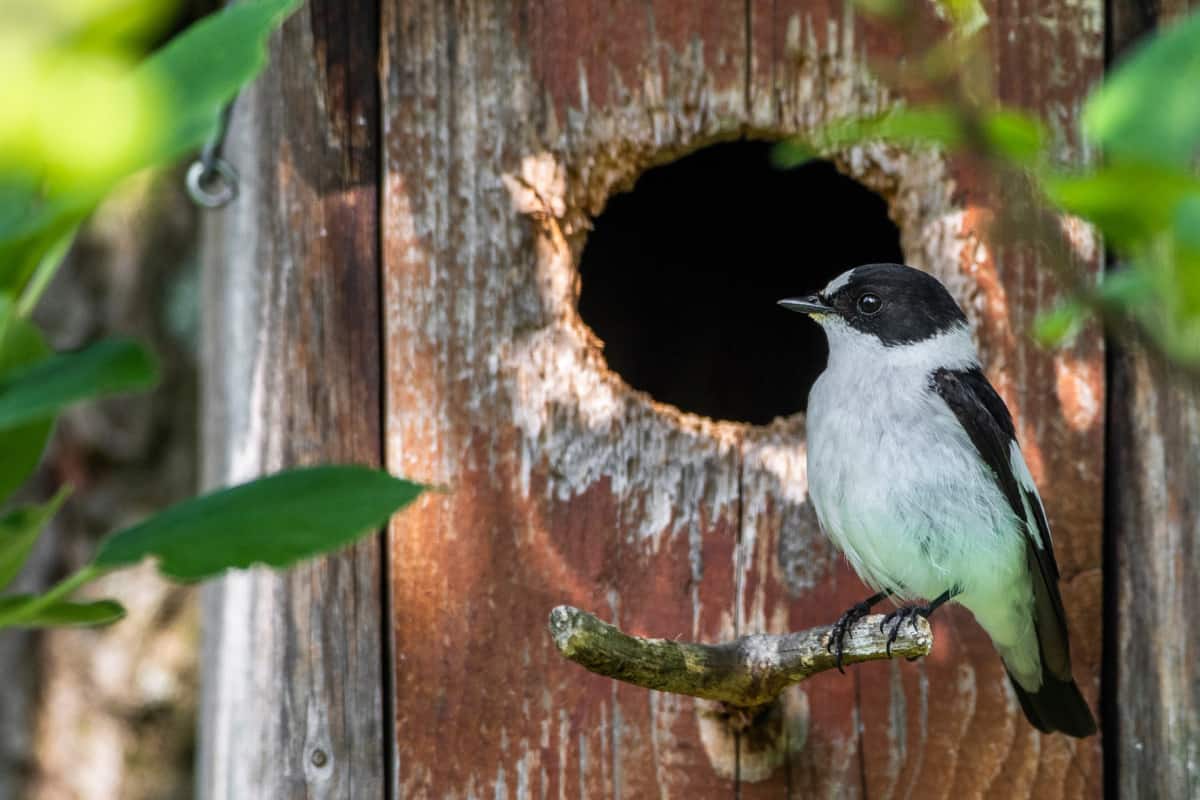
[[822, 268, 856, 297], [1009, 439, 1049, 550]]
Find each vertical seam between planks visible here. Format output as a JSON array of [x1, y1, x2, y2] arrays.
[[1098, 0, 1165, 794], [735, 1, 751, 787], [784, 708, 793, 799], [372, 0, 395, 795], [855, 670, 870, 800], [734, 436, 746, 794], [1100, 332, 1121, 798], [742, 0, 752, 120]]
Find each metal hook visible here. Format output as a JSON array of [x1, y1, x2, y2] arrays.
[[186, 102, 238, 208], [186, 157, 238, 207]]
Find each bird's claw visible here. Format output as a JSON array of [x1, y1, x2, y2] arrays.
[[879, 605, 931, 657], [827, 599, 873, 674]]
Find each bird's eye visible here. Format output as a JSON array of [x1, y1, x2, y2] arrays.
[[857, 293, 883, 315]]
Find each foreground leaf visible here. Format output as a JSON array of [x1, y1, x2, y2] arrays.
[[1033, 301, 1085, 348], [93, 466, 425, 581], [1098, 269, 1155, 305], [0, 338, 159, 432], [0, 302, 54, 502], [773, 105, 1045, 167], [0, 489, 69, 592], [1043, 166, 1200, 247], [1083, 9, 1200, 167], [0, 0, 302, 293], [133, 0, 303, 169], [0, 596, 125, 628]]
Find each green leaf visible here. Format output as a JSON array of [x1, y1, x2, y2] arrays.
[[0, 0, 301, 293], [1097, 269, 1156, 307], [936, 0, 989, 34], [0, 596, 125, 628], [93, 466, 425, 581], [1119, 253, 1200, 365], [770, 139, 820, 169], [0, 206, 85, 300], [1174, 194, 1200, 253], [852, 0, 905, 19], [0, 338, 159, 432], [1043, 165, 1200, 247], [0, 299, 54, 503], [980, 109, 1046, 163], [0, 489, 69, 592], [133, 0, 302, 168], [1083, 9, 1200, 166], [0, 419, 55, 506], [773, 105, 1045, 167], [1033, 301, 1085, 347], [17, 228, 79, 318], [0, 178, 41, 239]]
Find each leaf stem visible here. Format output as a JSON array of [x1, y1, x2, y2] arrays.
[[0, 563, 105, 627], [16, 229, 77, 319]]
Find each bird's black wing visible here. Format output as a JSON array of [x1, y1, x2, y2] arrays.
[[929, 367, 1071, 680], [932, 367, 1095, 736]]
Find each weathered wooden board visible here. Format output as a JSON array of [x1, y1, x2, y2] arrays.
[[383, 4, 750, 797], [1110, 348, 1200, 800], [382, 0, 1104, 797], [197, 3, 388, 798], [742, 1, 1106, 796], [1107, 3, 1199, 798]]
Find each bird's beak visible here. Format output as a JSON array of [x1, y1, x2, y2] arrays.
[[777, 295, 833, 317]]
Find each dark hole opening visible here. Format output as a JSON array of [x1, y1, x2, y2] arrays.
[[577, 140, 905, 424]]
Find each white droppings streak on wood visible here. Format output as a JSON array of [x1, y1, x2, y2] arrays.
[[1058, 214, 1099, 266], [228, 348, 268, 484], [378, 0, 1108, 793], [506, 321, 742, 544], [1054, 354, 1102, 432], [751, 11, 894, 130], [882, 662, 908, 796]]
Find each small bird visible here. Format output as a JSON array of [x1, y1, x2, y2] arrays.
[[779, 263, 1096, 737]]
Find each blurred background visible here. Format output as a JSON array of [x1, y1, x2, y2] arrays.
[[2, 0, 1198, 796], [0, 2, 215, 796]]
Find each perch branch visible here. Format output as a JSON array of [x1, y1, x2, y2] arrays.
[[548, 605, 932, 708]]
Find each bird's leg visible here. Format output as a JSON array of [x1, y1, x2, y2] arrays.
[[879, 588, 958, 657], [827, 590, 892, 673]]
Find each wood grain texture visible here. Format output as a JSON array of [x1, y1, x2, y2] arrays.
[[383, 4, 749, 797], [746, 1, 1106, 796], [382, 0, 1103, 796], [197, 2, 387, 798], [1107, 3, 1199, 798], [1109, 348, 1200, 800]]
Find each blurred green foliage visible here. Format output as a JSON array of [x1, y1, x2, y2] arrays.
[[0, 0, 425, 631], [778, 5, 1200, 368]]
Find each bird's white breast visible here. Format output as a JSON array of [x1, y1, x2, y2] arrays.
[[804, 321, 1026, 604]]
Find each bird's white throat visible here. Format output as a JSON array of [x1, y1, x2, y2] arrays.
[[818, 318, 979, 375]]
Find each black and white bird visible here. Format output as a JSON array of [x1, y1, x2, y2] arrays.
[[780, 262, 1096, 738]]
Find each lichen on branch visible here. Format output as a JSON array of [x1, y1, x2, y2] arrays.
[[548, 605, 932, 708]]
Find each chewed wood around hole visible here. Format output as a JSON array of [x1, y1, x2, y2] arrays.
[[576, 140, 904, 424], [501, 136, 968, 783]]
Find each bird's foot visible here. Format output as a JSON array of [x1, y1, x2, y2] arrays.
[[878, 604, 933, 657], [827, 599, 875, 674]]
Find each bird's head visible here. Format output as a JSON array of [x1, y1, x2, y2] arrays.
[[778, 263, 968, 349]]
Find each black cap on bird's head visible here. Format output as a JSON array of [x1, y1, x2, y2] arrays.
[[778, 263, 967, 347]]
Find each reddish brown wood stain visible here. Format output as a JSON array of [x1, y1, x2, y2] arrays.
[[382, 0, 1104, 796]]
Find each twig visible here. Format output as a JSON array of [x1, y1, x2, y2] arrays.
[[548, 605, 932, 709]]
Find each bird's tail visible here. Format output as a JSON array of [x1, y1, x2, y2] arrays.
[[996, 536, 1097, 738], [1004, 665, 1097, 738]]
